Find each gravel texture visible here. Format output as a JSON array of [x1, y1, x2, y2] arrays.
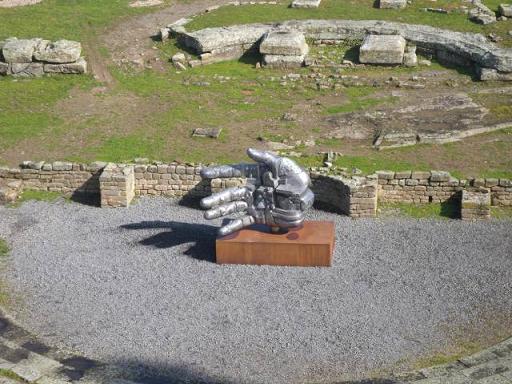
[[0, 198, 511, 384]]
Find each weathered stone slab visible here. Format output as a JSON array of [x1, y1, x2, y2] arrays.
[[379, 0, 406, 9], [0, 62, 9, 75], [403, 44, 417, 66], [263, 54, 305, 68], [499, 4, 512, 17], [192, 128, 222, 138], [43, 57, 87, 74], [10, 62, 43, 77], [359, 34, 406, 64], [260, 31, 308, 56], [178, 24, 270, 54], [2, 38, 39, 63], [479, 67, 512, 81], [291, 0, 321, 8], [34, 39, 81, 63]]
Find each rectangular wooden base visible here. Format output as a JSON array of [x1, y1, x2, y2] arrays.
[[216, 221, 335, 267]]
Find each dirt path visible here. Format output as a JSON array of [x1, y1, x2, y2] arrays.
[[100, 0, 235, 74]]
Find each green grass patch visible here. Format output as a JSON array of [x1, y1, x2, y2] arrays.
[[412, 341, 483, 370], [0, 368, 26, 382], [379, 201, 459, 219], [0, 0, 170, 41], [10, 189, 64, 207], [0, 239, 9, 257], [491, 206, 512, 220], [0, 76, 96, 150]]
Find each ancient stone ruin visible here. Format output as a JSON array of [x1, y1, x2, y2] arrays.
[[359, 34, 406, 65], [379, 0, 406, 9], [260, 31, 309, 68], [168, 19, 512, 81], [290, 0, 321, 8], [0, 37, 87, 77]]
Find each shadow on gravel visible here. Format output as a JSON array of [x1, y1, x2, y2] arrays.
[[112, 359, 239, 384], [120, 221, 217, 262]]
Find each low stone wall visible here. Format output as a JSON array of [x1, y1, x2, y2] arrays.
[[0, 161, 104, 201], [134, 163, 210, 198], [310, 173, 378, 217], [376, 170, 512, 206], [0, 38, 87, 77], [1, 161, 511, 217], [172, 19, 512, 80]]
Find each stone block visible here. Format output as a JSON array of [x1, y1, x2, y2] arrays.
[[34, 39, 81, 63], [478, 67, 512, 81], [260, 31, 309, 56], [192, 127, 222, 138], [430, 170, 450, 182], [379, 0, 406, 9], [52, 161, 73, 171], [0, 62, 9, 75], [263, 54, 305, 68], [461, 189, 491, 220], [403, 44, 417, 67], [43, 57, 87, 74], [10, 62, 44, 77], [359, 34, 406, 65], [376, 170, 395, 180], [499, 4, 512, 17], [2, 38, 39, 63], [291, 0, 321, 8], [395, 170, 411, 179]]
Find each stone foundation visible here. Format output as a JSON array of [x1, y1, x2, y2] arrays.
[[0, 37, 87, 77], [172, 19, 512, 79], [1, 161, 511, 219]]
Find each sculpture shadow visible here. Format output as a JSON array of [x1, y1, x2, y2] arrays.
[[108, 358, 239, 384], [120, 221, 218, 262]]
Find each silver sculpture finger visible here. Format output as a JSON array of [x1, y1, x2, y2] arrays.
[[200, 187, 249, 209], [218, 215, 255, 237], [204, 201, 248, 220], [200, 163, 261, 180]]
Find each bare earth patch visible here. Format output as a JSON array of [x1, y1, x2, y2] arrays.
[[0, 0, 42, 7]]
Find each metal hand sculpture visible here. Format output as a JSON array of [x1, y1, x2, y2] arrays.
[[200, 148, 314, 236]]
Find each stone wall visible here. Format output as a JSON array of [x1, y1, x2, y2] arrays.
[[0, 38, 86, 77], [376, 170, 512, 206], [172, 19, 512, 80], [310, 173, 378, 217], [1, 161, 511, 216], [0, 161, 104, 202]]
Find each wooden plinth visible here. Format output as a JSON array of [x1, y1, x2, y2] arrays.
[[216, 221, 335, 267]]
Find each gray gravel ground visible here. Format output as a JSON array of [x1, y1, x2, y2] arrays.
[[0, 198, 511, 384]]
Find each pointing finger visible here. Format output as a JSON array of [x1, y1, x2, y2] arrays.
[[200, 187, 249, 209], [204, 201, 248, 220], [218, 215, 255, 237], [246, 148, 279, 168]]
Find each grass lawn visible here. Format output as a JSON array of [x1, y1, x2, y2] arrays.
[[8, 189, 64, 208], [0, 0, 172, 41], [0, 239, 8, 257], [378, 201, 459, 219]]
